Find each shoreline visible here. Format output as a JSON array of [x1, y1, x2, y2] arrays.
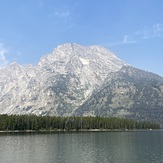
[[0, 128, 160, 133]]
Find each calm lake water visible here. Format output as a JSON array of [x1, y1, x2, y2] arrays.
[[0, 131, 163, 163]]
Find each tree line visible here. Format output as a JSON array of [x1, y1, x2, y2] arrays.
[[0, 114, 160, 131]]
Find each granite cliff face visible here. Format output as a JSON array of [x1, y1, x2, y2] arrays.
[[73, 66, 163, 122], [1, 43, 163, 122], [0, 43, 125, 115]]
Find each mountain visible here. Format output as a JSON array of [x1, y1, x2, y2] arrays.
[[0, 43, 163, 123], [73, 66, 163, 123], [0, 43, 125, 115]]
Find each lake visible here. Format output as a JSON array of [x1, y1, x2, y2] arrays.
[[0, 131, 163, 163]]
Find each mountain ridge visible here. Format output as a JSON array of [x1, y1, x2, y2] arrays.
[[73, 65, 163, 122], [1, 43, 163, 123]]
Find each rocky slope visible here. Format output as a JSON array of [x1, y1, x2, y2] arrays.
[[73, 66, 163, 123], [0, 43, 126, 116], [1, 43, 163, 123]]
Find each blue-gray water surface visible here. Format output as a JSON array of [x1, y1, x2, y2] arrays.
[[0, 131, 163, 163]]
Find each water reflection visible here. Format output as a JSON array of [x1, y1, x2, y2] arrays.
[[0, 131, 163, 163]]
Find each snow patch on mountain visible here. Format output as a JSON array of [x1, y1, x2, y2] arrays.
[[0, 43, 127, 115]]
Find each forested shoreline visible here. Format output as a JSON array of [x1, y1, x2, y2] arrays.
[[0, 114, 160, 131]]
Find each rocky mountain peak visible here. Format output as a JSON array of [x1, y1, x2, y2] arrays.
[[0, 43, 127, 116], [1, 43, 163, 123], [38, 43, 126, 72]]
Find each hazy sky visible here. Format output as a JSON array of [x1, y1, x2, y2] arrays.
[[0, 0, 163, 76]]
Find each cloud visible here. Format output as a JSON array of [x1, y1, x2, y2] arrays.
[[50, 10, 70, 18], [135, 23, 163, 39], [104, 35, 137, 46], [48, 8, 71, 24], [49, 8, 71, 21], [122, 35, 137, 44], [104, 23, 163, 47], [48, 8, 74, 31], [153, 24, 163, 35], [0, 43, 9, 66]]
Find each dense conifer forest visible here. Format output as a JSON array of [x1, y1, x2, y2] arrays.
[[0, 114, 160, 131]]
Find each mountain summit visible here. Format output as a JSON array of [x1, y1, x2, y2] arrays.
[[1, 43, 163, 123]]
